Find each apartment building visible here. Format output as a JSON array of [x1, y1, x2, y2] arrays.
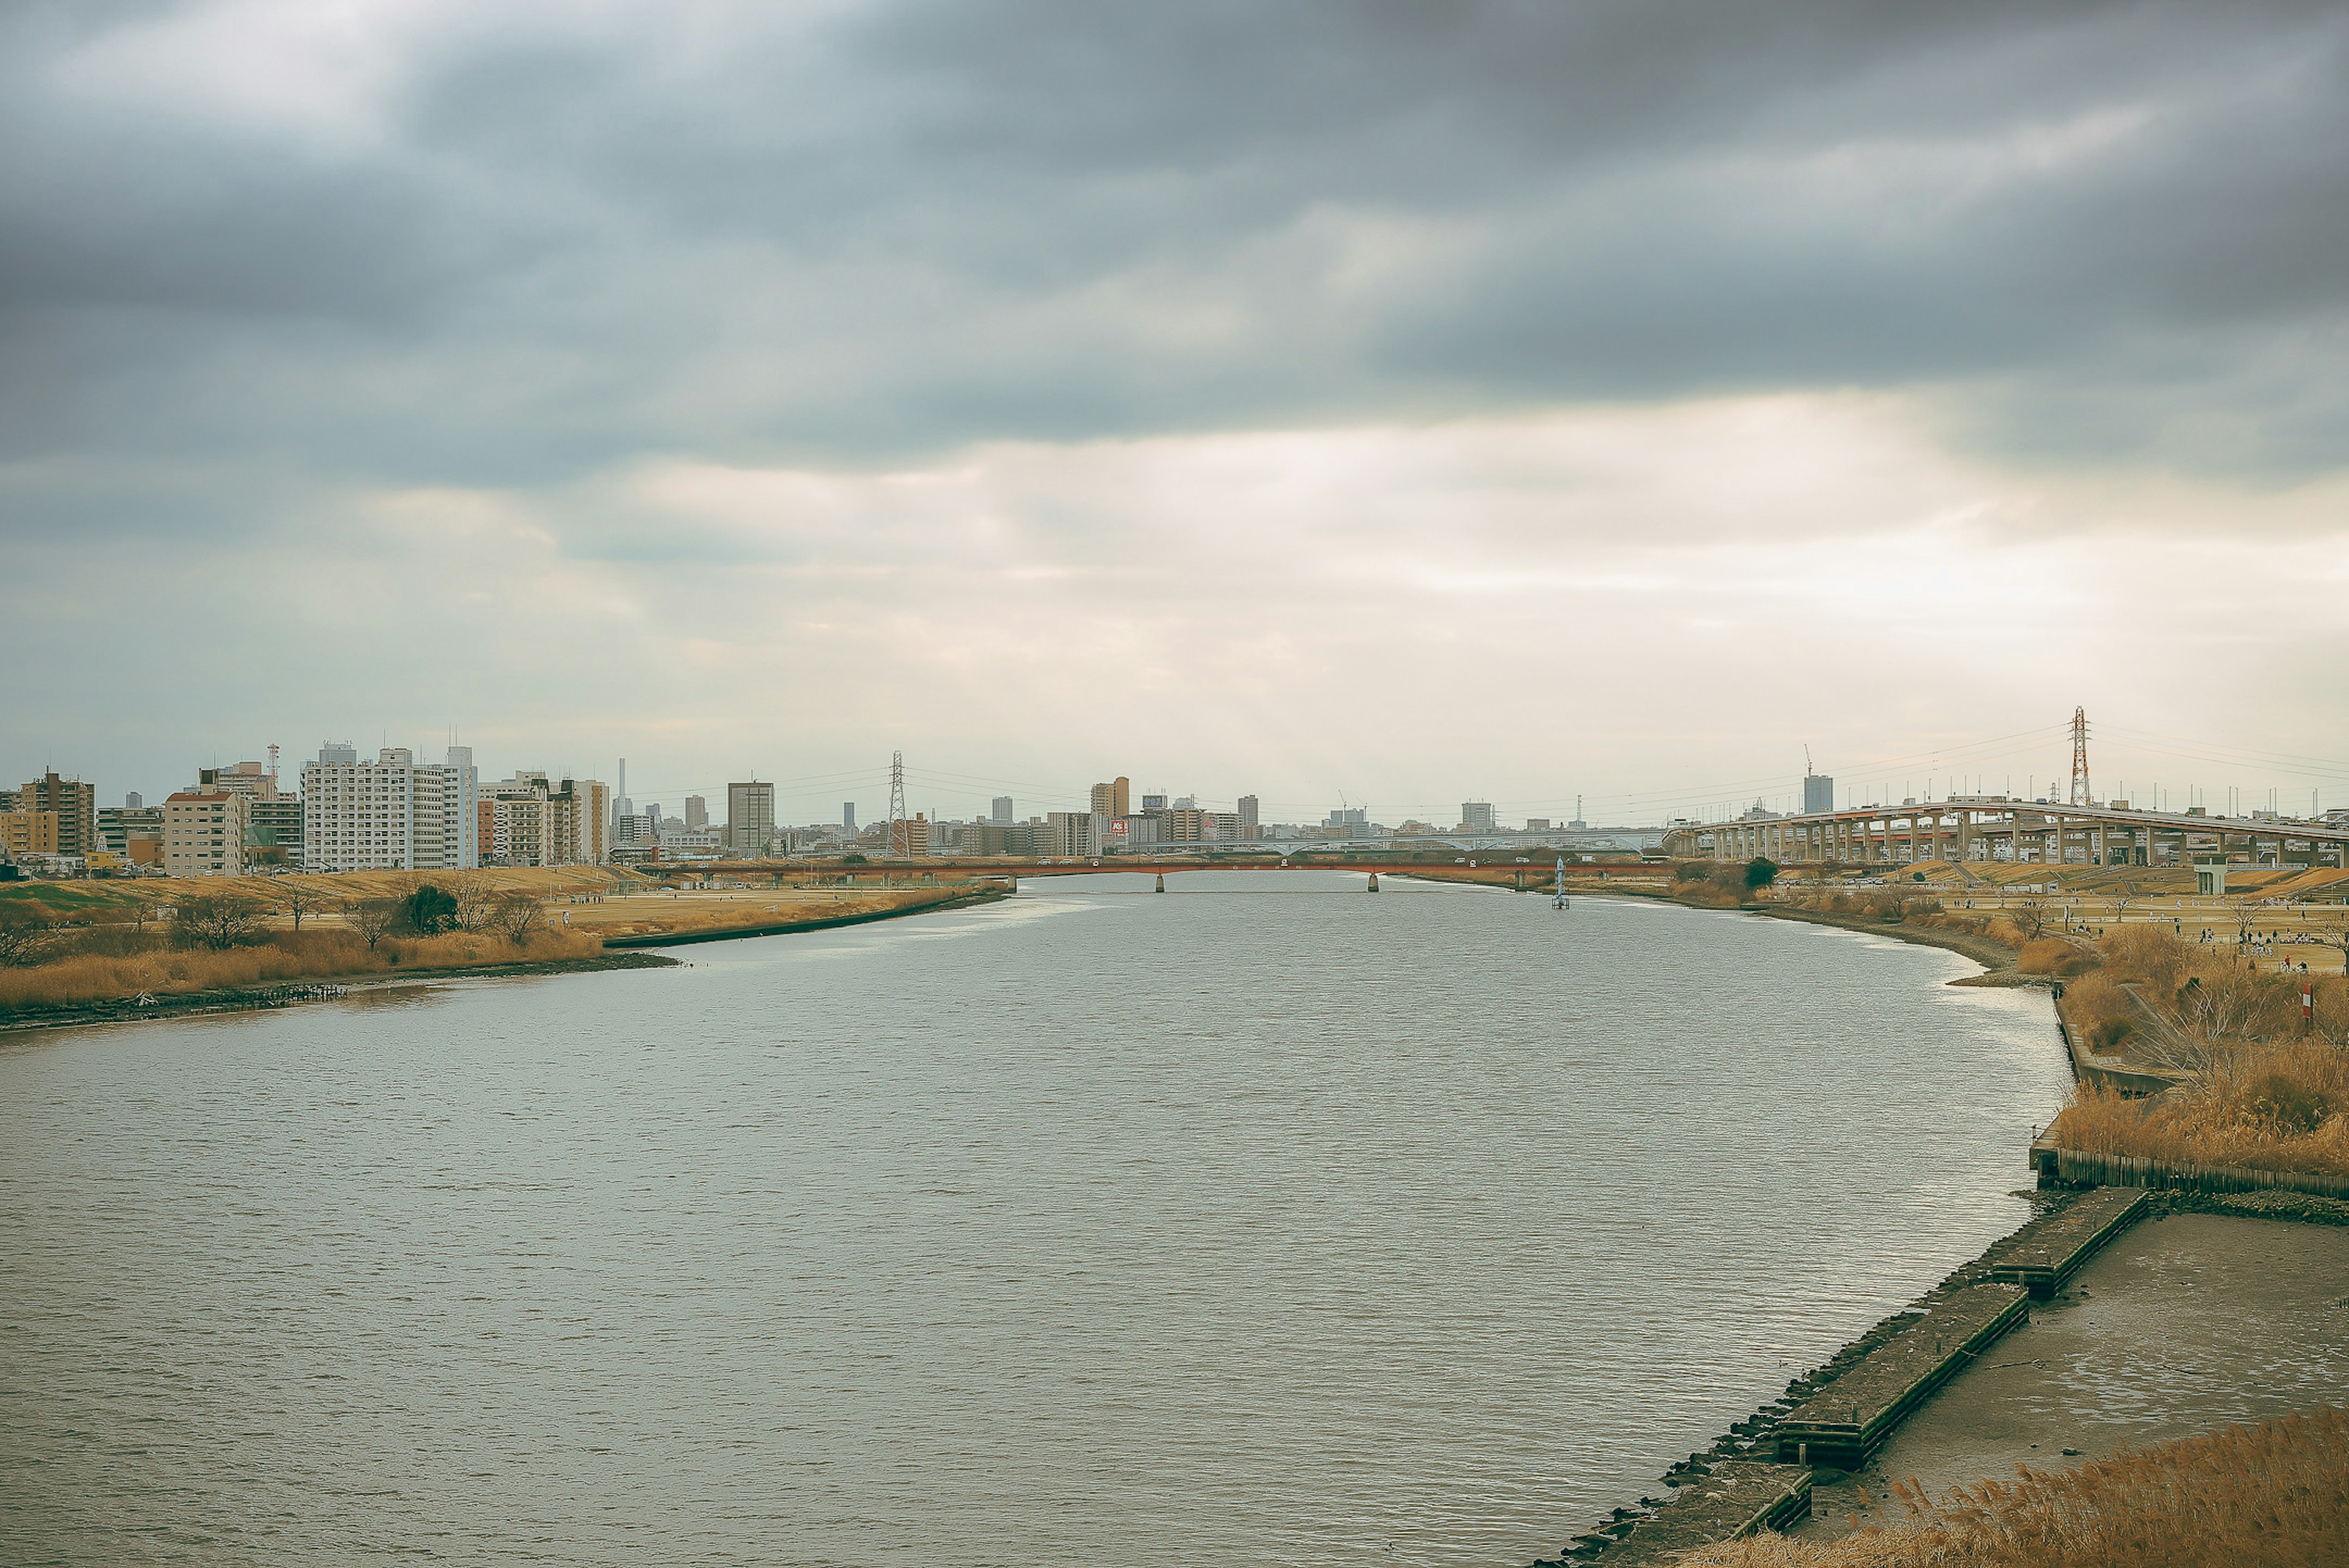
[[1043, 810, 1103, 858], [17, 771, 97, 857], [1, 810, 61, 858], [300, 743, 479, 873], [479, 771, 608, 866], [164, 790, 251, 878]]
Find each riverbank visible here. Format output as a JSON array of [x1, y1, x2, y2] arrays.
[[0, 951, 678, 1035], [0, 881, 1009, 1035], [1534, 890, 2347, 1566]]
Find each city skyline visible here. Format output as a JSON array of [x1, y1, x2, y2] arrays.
[[6, 6, 2348, 816]]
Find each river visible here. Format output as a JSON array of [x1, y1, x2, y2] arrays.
[[0, 875, 2070, 1566]]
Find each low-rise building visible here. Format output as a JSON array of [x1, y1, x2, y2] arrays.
[[164, 791, 251, 878]]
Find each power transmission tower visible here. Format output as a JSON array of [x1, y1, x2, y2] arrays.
[[887, 751, 908, 857], [2069, 708, 2092, 807]]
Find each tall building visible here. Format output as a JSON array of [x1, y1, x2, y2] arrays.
[[164, 790, 251, 878], [551, 778, 609, 865], [1460, 801, 1497, 832], [1163, 807, 1210, 843], [685, 796, 708, 830], [1044, 810, 1102, 858], [992, 796, 1014, 824], [18, 771, 97, 857], [249, 797, 305, 868], [1089, 777, 1131, 819], [125, 791, 143, 809], [300, 744, 479, 873], [1237, 795, 1260, 838], [1, 810, 61, 858], [728, 781, 776, 854], [1803, 773, 1836, 815], [843, 802, 857, 835]]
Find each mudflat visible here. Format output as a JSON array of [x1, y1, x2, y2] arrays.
[[1794, 1211, 2349, 1537]]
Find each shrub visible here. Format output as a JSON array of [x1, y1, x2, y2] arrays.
[[1745, 857, 1779, 890], [401, 883, 460, 935]]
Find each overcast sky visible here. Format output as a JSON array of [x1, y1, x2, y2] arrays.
[[6, 1, 2348, 826]]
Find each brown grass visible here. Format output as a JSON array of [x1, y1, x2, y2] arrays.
[[2050, 1048, 2349, 1176], [0, 927, 603, 1011], [2017, 937, 2096, 976], [1685, 1407, 2348, 1568]]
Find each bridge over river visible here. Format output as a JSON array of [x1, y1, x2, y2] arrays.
[[1666, 799, 2349, 871]]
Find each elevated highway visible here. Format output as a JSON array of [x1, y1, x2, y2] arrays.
[[1666, 799, 2349, 871]]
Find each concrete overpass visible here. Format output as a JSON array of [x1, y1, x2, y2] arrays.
[[1664, 799, 2349, 870]]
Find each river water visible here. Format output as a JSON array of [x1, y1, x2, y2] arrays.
[[0, 876, 2069, 1567]]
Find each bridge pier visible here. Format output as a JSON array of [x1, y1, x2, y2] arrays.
[[1154, 873, 1165, 893], [1367, 871, 1380, 892]]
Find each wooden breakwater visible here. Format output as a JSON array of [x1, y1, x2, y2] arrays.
[[2033, 1143, 2349, 1201], [1770, 1283, 2031, 1470], [1543, 1185, 2158, 1563], [1546, 1462, 1811, 1566]]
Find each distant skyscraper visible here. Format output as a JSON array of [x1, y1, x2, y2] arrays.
[[992, 796, 1013, 824], [684, 795, 708, 830], [728, 781, 776, 853], [1803, 773, 1836, 814], [1089, 777, 1131, 819], [1460, 801, 1496, 832], [843, 802, 857, 834], [1237, 795, 1260, 838], [124, 791, 143, 809]]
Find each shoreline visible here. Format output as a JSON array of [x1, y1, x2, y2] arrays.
[[1535, 886, 2345, 1566], [0, 884, 1011, 1037]]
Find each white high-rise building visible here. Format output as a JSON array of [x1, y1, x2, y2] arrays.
[[301, 743, 479, 873]]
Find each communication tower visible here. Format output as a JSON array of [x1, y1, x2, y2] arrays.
[[887, 751, 908, 857], [2069, 708, 2092, 807]]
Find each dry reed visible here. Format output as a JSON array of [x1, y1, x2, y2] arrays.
[[1683, 1407, 2348, 1567], [0, 927, 603, 1011]]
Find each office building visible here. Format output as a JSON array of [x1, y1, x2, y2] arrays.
[[1237, 795, 1260, 838], [728, 781, 777, 854], [1460, 801, 1497, 833], [125, 791, 143, 809], [164, 790, 251, 878], [843, 802, 856, 835], [18, 771, 97, 857], [992, 796, 1014, 824], [1089, 777, 1131, 819], [685, 796, 708, 830], [1044, 810, 1102, 858], [1803, 773, 1836, 815], [300, 744, 478, 873]]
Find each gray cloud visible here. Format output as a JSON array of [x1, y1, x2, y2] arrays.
[[2, 0, 2345, 501]]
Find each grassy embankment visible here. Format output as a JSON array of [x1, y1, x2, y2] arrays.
[[0, 869, 996, 1013], [1759, 875, 2347, 1175], [1685, 1408, 2347, 1568], [2045, 925, 2349, 1177]]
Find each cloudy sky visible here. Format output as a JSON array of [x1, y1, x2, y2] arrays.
[[6, 1, 2348, 827]]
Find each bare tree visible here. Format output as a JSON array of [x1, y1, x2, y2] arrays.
[[492, 892, 546, 945], [346, 898, 400, 952], [0, 911, 53, 967], [2012, 897, 2050, 941], [276, 880, 328, 933], [173, 896, 267, 952], [450, 873, 497, 933]]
